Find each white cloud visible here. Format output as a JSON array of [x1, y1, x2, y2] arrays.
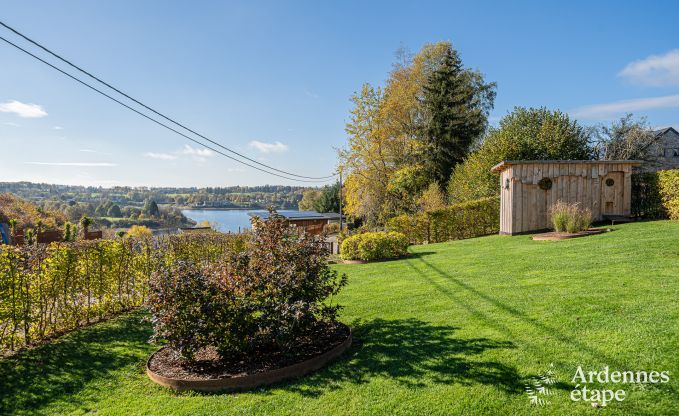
[[570, 94, 679, 120], [144, 152, 178, 160], [2, 121, 20, 127], [181, 144, 215, 162], [0, 100, 48, 118], [24, 162, 118, 167], [79, 149, 111, 155], [182, 144, 214, 157], [53, 126, 63, 130], [249, 140, 289, 154], [619, 50, 679, 87]]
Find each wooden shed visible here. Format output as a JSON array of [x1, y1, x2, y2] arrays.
[[491, 160, 641, 235]]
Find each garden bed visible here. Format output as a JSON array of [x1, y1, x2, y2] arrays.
[[532, 228, 609, 241], [146, 322, 351, 392]]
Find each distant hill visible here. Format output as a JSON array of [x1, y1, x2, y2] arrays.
[[0, 193, 67, 231]]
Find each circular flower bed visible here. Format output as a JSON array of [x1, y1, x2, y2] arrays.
[[147, 323, 351, 392], [145, 211, 349, 392]]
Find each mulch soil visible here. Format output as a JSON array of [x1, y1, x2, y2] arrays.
[[147, 322, 350, 381]]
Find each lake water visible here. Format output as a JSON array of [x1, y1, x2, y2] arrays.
[[182, 209, 300, 233]]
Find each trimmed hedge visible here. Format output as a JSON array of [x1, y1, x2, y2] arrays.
[[631, 172, 664, 219], [340, 231, 410, 262], [387, 197, 500, 244], [0, 233, 246, 353], [631, 169, 679, 220], [659, 170, 679, 220]]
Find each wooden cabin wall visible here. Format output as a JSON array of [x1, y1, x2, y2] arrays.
[[501, 162, 634, 234]]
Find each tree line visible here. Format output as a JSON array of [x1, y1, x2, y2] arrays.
[[338, 41, 659, 226]]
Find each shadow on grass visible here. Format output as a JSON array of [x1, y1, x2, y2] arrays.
[[280, 318, 522, 397], [0, 311, 153, 415]]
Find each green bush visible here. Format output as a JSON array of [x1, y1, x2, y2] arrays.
[[340, 231, 410, 261], [631, 172, 664, 219], [659, 170, 679, 220], [630, 169, 679, 220], [148, 212, 347, 361], [387, 197, 500, 244]]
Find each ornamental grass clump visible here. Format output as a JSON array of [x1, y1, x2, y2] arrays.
[[147, 211, 347, 361], [549, 201, 592, 233]]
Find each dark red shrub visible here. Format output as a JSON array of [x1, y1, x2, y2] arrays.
[[147, 211, 347, 361]]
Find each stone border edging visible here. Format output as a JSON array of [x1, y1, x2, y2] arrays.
[[146, 327, 352, 393]]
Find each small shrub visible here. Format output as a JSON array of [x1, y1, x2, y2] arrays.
[[324, 222, 341, 234], [148, 211, 347, 361], [340, 231, 409, 261], [549, 201, 591, 233], [126, 225, 153, 238]]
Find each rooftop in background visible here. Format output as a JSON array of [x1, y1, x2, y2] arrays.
[[247, 210, 341, 220], [654, 127, 679, 137], [491, 160, 642, 173]]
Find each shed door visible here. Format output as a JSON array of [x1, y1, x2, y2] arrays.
[[601, 171, 624, 215]]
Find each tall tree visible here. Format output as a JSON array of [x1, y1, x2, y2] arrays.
[[315, 182, 341, 213], [420, 47, 496, 186], [298, 189, 322, 211], [447, 107, 593, 203], [593, 114, 656, 161]]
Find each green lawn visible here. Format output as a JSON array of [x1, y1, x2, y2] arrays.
[[2, 221, 678, 415]]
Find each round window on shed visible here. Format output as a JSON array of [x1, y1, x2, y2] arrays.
[[538, 177, 552, 190], [606, 178, 615, 187]]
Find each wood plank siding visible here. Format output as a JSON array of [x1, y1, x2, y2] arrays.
[[492, 161, 641, 235]]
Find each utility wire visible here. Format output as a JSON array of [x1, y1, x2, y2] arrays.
[[0, 34, 331, 183], [0, 20, 337, 181]]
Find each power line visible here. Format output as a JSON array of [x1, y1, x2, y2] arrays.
[[0, 20, 337, 181], [0, 34, 331, 183]]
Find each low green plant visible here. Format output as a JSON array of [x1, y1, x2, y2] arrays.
[[549, 201, 591, 233], [340, 231, 409, 261]]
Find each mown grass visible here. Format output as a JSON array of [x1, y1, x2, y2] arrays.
[[1, 221, 678, 415]]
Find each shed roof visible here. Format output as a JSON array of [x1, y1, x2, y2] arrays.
[[490, 160, 642, 173]]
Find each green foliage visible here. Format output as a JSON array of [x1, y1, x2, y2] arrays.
[[630, 169, 679, 220], [0, 232, 246, 353], [417, 182, 447, 212], [549, 201, 591, 233], [298, 189, 322, 211], [448, 107, 593, 203], [315, 182, 341, 213], [148, 213, 346, 361], [658, 170, 679, 220], [387, 197, 500, 244], [147, 200, 160, 217], [340, 231, 410, 261], [421, 47, 496, 185], [632, 172, 664, 219], [107, 204, 123, 218]]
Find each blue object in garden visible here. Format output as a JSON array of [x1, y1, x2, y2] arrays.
[[0, 223, 8, 244]]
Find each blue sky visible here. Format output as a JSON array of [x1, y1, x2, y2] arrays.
[[1, 0, 678, 187]]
